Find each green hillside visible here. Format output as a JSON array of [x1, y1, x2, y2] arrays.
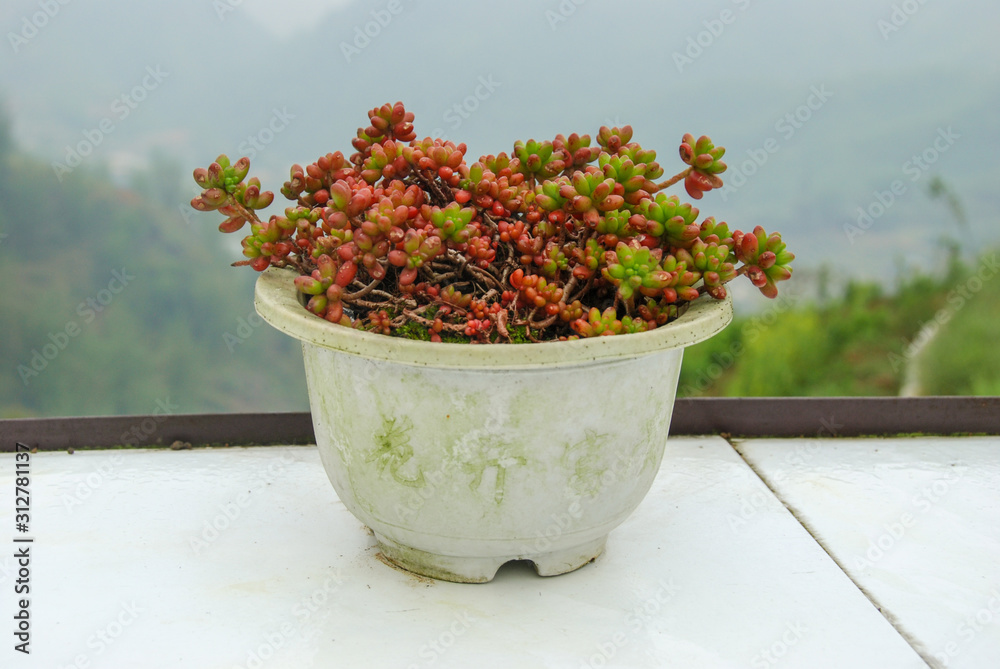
[[1, 108, 995, 419], [0, 120, 309, 419], [677, 250, 997, 397], [918, 255, 1000, 395]]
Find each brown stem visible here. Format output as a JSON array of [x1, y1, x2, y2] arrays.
[[367, 289, 398, 302], [567, 275, 594, 303], [465, 264, 503, 291], [226, 195, 266, 227], [344, 277, 382, 301], [353, 297, 416, 313], [420, 265, 446, 284], [530, 312, 558, 330], [273, 253, 312, 274], [562, 275, 579, 300], [500, 260, 518, 289], [481, 289, 500, 304], [652, 167, 692, 192], [413, 170, 451, 206], [431, 252, 469, 284], [624, 295, 635, 318], [480, 261, 503, 281], [493, 309, 511, 341], [402, 309, 466, 333], [480, 211, 501, 233]]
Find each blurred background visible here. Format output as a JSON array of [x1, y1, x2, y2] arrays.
[[1, 0, 998, 418]]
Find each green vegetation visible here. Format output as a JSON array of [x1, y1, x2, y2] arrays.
[[918, 256, 1000, 395], [1, 108, 995, 417], [678, 249, 998, 397], [0, 127, 309, 418]]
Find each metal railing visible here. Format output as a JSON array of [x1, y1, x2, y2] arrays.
[[1, 397, 997, 451]]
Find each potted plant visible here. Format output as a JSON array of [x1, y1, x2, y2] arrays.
[[191, 102, 793, 582]]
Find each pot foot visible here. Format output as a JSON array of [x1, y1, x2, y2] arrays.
[[530, 535, 606, 576], [374, 533, 607, 583]]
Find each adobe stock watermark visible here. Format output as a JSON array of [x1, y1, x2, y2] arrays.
[[751, 620, 808, 669], [877, 0, 931, 40], [180, 107, 293, 225], [513, 500, 584, 556], [844, 126, 959, 244], [237, 107, 296, 162], [934, 587, 1000, 668], [7, 0, 73, 54], [58, 601, 145, 669], [233, 573, 344, 669], [852, 468, 965, 573], [224, 310, 265, 352], [887, 253, 998, 374], [61, 453, 125, 513], [16, 268, 135, 386], [726, 482, 775, 533], [673, 0, 753, 73], [392, 424, 498, 523], [0, 553, 17, 587], [679, 288, 803, 396], [52, 66, 169, 181], [189, 454, 297, 555], [340, 0, 415, 63], [719, 84, 833, 202], [119, 397, 180, 446], [729, 415, 843, 532], [544, 0, 590, 31], [213, 0, 244, 21], [178, 187, 201, 226], [580, 579, 679, 668], [392, 455, 462, 522], [406, 611, 476, 669], [392, 423, 610, 529], [429, 75, 502, 142], [765, 416, 843, 485]]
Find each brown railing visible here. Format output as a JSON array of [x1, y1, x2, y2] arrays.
[[2, 397, 998, 451]]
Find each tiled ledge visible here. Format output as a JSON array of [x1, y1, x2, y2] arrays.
[[2, 437, 978, 667], [737, 437, 1000, 669]]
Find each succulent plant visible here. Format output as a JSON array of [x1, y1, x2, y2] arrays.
[[191, 102, 794, 343]]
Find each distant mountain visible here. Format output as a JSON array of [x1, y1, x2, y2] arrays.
[[0, 133, 309, 418], [2, 0, 998, 415], [0, 0, 1000, 298], [2, 0, 998, 301]]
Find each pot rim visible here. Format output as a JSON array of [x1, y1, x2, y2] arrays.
[[254, 266, 733, 369]]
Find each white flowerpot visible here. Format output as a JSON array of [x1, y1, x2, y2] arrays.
[[255, 267, 732, 582]]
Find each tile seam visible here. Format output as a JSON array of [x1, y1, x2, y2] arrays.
[[724, 436, 937, 669]]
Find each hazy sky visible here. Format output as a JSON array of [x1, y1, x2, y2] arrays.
[[242, 0, 353, 37], [2, 0, 997, 292]]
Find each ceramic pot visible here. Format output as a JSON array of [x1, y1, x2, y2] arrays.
[[255, 267, 732, 582]]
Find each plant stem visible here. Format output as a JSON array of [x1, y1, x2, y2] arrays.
[[402, 309, 465, 333], [493, 309, 511, 341], [344, 277, 382, 301], [530, 312, 558, 330], [465, 264, 503, 290], [653, 167, 691, 192]]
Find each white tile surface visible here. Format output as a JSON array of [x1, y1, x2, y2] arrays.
[[736, 437, 1000, 669], [0, 439, 926, 668]]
